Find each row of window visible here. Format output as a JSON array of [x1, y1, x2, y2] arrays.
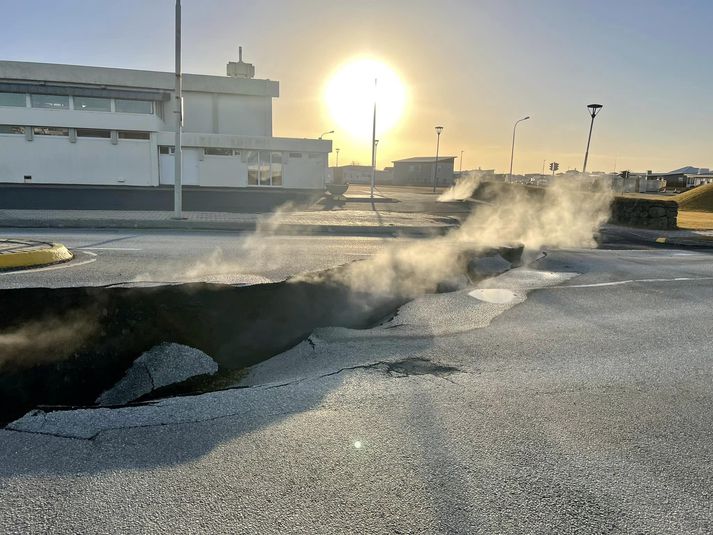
[[0, 92, 154, 114], [0, 124, 150, 140]]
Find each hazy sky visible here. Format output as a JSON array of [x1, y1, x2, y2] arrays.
[[3, 0, 712, 173]]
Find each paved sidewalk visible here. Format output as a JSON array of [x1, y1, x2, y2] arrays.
[[603, 224, 713, 247], [0, 238, 73, 269], [0, 209, 459, 236]]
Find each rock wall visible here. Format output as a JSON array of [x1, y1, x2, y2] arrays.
[[610, 198, 678, 229]]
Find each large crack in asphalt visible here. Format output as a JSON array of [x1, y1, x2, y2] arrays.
[[0, 246, 521, 426], [5, 357, 465, 441]]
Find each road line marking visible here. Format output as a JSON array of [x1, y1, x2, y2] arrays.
[[0, 257, 96, 275], [556, 276, 713, 289], [655, 237, 667, 244], [78, 247, 142, 251], [83, 251, 98, 257]]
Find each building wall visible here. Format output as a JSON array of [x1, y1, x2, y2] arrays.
[[0, 132, 157, 186], [393, 160, 454, 185], [0, 60, 326, 190]]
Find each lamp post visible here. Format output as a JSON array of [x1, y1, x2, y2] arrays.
[[370, 78, 377, 199], [319, 130, 334, 140], [582, 104, 603, 174], [508, 116, 530, 183], [173, 0, 183, 219], [459, 150, 464, 174], [432, 126, 444, 192], [335, 148, 340, 168]]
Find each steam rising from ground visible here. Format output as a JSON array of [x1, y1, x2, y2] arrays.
[[437, 171, 482, 202], [0, 309, 99, 370], [149, 178, 612, 300], [300, 177, 613, 299]]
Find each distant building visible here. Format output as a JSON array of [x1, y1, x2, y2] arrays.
[[645, 166, 713, 190], [331, 165, 373, 184], [392, 156, 455, 186], [0, 51, 330, 189]]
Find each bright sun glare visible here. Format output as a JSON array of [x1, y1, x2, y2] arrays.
[[325, 58, 407, 140]]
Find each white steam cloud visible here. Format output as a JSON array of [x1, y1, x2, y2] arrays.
[[437, 171, 482, 202]]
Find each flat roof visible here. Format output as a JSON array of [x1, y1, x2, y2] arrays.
[[393, 156, 456, 163], [0, 60, 279, 98]]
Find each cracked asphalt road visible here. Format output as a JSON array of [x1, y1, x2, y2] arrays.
[[1, 238, 712, 534]]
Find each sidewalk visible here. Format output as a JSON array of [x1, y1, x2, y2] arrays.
[[0, 209, 459, 236], [0, 238, 73, 269], [602, 224, 713, 247]]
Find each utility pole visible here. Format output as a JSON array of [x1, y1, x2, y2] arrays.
[[370, 79, 377, 199], [173, 0, 183, 219], [459, 150, 464, 174], [582, 104, 603, 174], [432, 126, 443, 192], [508, 116, 530, 182]]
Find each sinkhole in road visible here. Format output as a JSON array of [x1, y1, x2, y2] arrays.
[[0, 245, 523, 425]]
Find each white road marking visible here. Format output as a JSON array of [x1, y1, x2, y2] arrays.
[[78, 247, 142, 251], [0, 256, 97, 275], [558, 276, 713, 289]]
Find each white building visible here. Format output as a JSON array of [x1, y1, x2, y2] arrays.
[[0, 53, 331, 189]]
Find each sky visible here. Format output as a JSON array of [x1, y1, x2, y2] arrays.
[[2, 0, 712, 174]]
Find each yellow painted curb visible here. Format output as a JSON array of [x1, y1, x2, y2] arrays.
[[0, 243, 73, 270]]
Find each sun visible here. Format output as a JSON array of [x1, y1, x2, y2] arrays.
[[324, 58, 407, 140]]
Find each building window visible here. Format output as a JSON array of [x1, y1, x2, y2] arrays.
[[76, 128, 111, 138], [0, 93, 26, 107], [74, 96, 111, 112], [30, 94, 70, 109], [32, 126, 69, 136], [205, 147, 234, 156], [247, 150, 283, 186], [289, 152, 302, 158], [0, 125, 25, 135], [271, 152, 283, 186], [159, 146, 175, 155], [115, 99, 153, 114], [118, 131, 150, 140], [308, 153, 322, 159]]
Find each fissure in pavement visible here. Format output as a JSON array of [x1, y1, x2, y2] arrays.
[[0, 246, 521, 425]]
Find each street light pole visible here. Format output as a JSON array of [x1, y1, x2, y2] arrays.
[[432, 126, 443, 192], [370, 78, 377, 199], [508, 116, 530, 183], [459, 150, 464, 174], [335, 148, 340, 168], [173, 0, 183, 219], [582, 104, 603, 174], [319, 130, 334, 140]]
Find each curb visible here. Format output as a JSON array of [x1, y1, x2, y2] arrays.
[[0, 219, 457, 237], [0, 241, 73, 270]]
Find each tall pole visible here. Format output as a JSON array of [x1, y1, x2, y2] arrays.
[[459, 150, 464, 174], [370, 78, 377, 199], [582, 104, 603, 174], [508, 116, 530, 183], [336, 148, 340, 168], [173, 0, 183, 219], [432, 128, 442, 192]]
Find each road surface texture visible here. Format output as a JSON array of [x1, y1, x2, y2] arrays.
[[1, 229, 712, 533], [0, 229, 394, 289]]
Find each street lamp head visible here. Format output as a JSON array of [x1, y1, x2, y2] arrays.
[[319, 130, 335, 140], [523, 116, 530, 120], [435, 126, 444, 135], [587, 104, 603, 118]]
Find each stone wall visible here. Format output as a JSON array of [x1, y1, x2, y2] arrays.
[[610, 197, 678, 229]]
